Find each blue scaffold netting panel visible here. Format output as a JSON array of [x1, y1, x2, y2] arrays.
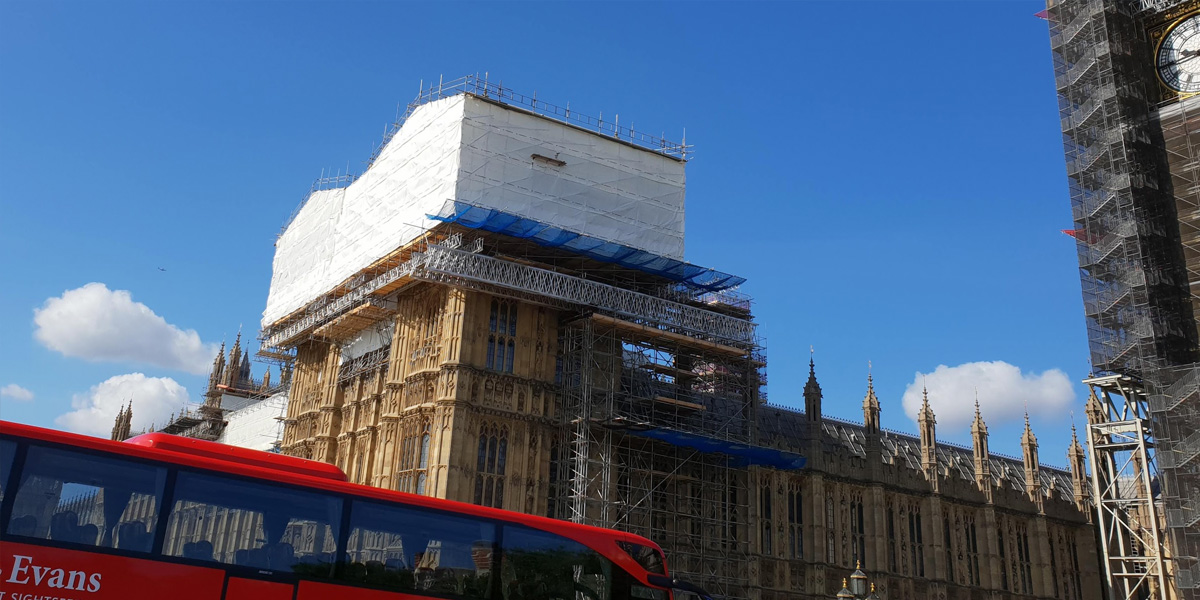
[[428, 201, 747, 293], [623, 427, 806, 470]]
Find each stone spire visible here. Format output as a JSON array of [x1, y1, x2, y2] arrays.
[[1068, 417, 1089, 513], [917, 381, 938, 483], [208, 341, 226, 391], [110, 404, 124, 441], [863, 362, 881, 435], [804, 348, 822, 423], [971, 391, 992, 495], [240, 349, 252, 383], [202, 340, 226, 420], [110, 400, 133, 441], [261, 367, 272, 391], [1022, 406, 1042, 504], [225, 330, 243, 387], [1084, 387, 1104, 425], [804, 349, 824, 470]]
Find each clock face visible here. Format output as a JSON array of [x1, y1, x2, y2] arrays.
[[1158, 14, 1200, 93]]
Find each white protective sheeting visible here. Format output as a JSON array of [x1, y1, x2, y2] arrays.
[[456, 97, 685, 259], [217, 392, 288, 451], [339, 321, 394, 364], [263, 94, 686, 327]]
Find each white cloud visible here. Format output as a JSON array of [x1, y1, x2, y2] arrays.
[[33, 283, 217, 375], [56, 373, 191, 437], [901, 361, 1076, 430], [0, 384, 34, 402]]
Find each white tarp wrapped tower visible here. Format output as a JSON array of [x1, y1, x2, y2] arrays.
[[264, 84, 688, 328]]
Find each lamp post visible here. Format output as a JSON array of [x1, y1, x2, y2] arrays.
[[834, 562, 881, 599]]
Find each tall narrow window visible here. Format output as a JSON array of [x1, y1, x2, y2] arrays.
[[487, 300, 517, 374], [1049, 532, 1060, 599], [475, 424, 508, 508], [850, 497, 866, 567], [826, 494, 836, 564], [547, 439, 562, 519], [966, 517, 980, 586], [1018, 526, 1033, 595], [909, 509, 924, 577], [760, 485, 772, 555], [1070, 539, 1083, 600], [887, 505, 898, 573], [397, 419, 431, 494], [416, 431, 430, 494], [999, 526, 1009, 591], [944, 517, 955, 584], [787, 487, 803, 559]]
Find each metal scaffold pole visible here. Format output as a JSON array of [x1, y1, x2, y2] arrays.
[[567, 317, 595, 525]]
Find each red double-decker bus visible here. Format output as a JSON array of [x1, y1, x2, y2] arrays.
[[0, 421, 708, 600]]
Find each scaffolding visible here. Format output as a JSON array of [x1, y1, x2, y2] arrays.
[[261, 237, 754, 356], [1049, 0, 1196, 377], [1049, 0, 1200, 596], [556, 303, 762, 600], [260, 217, 769, 599]]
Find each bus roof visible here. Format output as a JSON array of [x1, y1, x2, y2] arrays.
[[0, 420, 664, 565], [124, 432, 348, 482]]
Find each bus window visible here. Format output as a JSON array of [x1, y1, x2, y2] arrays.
[[339, 500, 496, 599], [616, 541, 666, 575], [163, 471, 341, 574], [501, 526, 611, 600], [6, 444, 166, 553], [0, 439, 14, 503]]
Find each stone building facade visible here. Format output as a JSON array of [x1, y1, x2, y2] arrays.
[[251, 79, 1104, 600], [275, 274, 1102, 600]]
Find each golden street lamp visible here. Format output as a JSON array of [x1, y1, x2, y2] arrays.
[[834, 562, 881, 599]]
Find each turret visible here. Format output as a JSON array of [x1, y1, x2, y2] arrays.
[[1068, 419, 1090, 513], [1084, 388, 1104, 426], [225, 330, 243, 387], [209, 341, 226, 391], [1021, 409, 1042, 506], [804, 351, 824, 469], [917, 383, 938, 484], [804, 350, 822, 423], [863, 363, 881, 435], [971, 393, 992, 496], [110, 405, 123, 441]]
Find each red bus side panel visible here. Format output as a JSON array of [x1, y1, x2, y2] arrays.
[[225, 577, 294, 600], [0, 542, 224, 599], [298, 580, 407, 600]]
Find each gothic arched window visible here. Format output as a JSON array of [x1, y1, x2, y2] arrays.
[[396, 419, 431, 494], [475, 423, 508, 508], [908, 507, 924, 577], [847, 494, 866, 567], [487, 300, 517, 374], [787, 484, 803, 559]]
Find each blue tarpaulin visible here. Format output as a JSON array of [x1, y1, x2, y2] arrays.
[[621, 426, 806, 470], [428, 201, 747, 293]]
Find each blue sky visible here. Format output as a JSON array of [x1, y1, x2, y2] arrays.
[[0, 1, 1085, 468]]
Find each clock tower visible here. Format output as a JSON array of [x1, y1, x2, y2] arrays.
[[1049, 1, 1200, 598]]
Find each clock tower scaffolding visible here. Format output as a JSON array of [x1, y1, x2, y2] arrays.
[[1048, 0, 1200, 597]]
